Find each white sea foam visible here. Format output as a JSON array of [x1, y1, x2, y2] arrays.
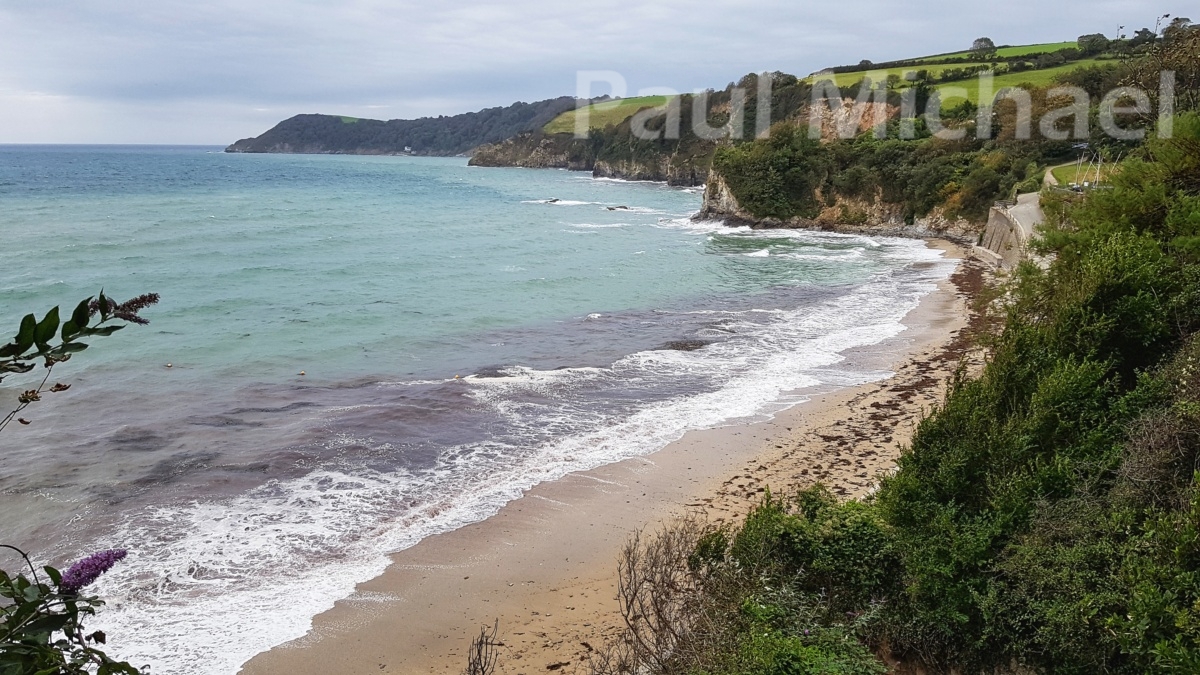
[[589, 176, 666, 185], [521, 199, 601, 206], [744, 248, 771, 257], [775, 249, 866, 261], [599, 206, 664, 214], [658, 217, 752, 235]]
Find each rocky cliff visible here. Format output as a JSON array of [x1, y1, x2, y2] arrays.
[[467, 133, 588, 170], [469, 132, 711, 186], [696, 170, 983, 244]]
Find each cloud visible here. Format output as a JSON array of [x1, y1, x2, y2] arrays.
[[0, 0, 1191, 143]]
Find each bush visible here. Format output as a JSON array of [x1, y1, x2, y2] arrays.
[[592, 492, 894, 675]]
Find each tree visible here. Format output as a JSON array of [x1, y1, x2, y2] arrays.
[[971, 37, 997, 57], [1163, 17, 1194, 42], [1124, 22, 1200, 115], [1035, 52, 1066, 70], [1130, 27, 1157, 48], [1077, 33, 1110, 55]]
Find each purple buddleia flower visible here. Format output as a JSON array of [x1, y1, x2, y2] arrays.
[[59, 549, 127, 594], [88, 293, 160, 325]]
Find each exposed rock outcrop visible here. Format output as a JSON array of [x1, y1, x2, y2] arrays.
[[468, 133, 588, 170], [469, 133, 710, 186], [592, 158, 708, 186], [696, 170, 983, 244]]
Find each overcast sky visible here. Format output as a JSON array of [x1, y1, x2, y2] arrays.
[[0, 1, 1191, 144]]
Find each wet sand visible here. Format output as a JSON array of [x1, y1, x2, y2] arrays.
[[239, 241, 989, 675]]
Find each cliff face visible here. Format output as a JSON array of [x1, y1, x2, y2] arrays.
[[697, 170, 983, 243], [469, 133, 710, 186], [592, 157, 708, 186], [467, 134, 588, 170]]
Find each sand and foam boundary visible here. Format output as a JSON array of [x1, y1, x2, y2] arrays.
[[240, 241, 990, 675]]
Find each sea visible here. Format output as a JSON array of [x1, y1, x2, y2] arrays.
[[0, 145, 956, 674]]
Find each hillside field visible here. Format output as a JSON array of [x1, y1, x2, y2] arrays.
[[544, 41, 1107, 133], [543, 95, 673, 134], [915, 40, 1079, 62]]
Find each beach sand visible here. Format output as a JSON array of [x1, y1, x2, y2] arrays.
[[239, 241, 989, 675]]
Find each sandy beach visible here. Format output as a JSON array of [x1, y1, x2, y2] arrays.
[[239, 241, 989, 675]]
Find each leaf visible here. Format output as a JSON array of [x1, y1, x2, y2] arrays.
[[0, 361, 35, 374], [33, 307, 60, 347], [0, 342, 25, 358], [16, 314, 37, 350], [61, 320, 79, 341], [43, 566, 62, 586], [83, 325, 124, 337], [72, 297, 92, 329], [98, 292, 109, 320], [58, 343, 89, 354]]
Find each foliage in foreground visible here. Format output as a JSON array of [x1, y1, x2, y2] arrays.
[[589, 500, 887, 675], [591, 115, 1200, 674], [0, 547, 140, 675], [2, 293, 156, 674], [874, 113, 1200, 674]]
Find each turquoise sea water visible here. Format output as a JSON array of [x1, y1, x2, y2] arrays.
[[0, 146, 955, 673]]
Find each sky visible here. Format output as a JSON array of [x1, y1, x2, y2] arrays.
[[0, 1, 1192, 145]]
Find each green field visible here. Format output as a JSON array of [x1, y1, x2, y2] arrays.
[[543, 95, 673, 134], [935, 59, 1104, 103], [1051, 161, 1118, 185], [808, 58, 1105, 105], [805, 62, 983, 84], [916, 41, 1079, 63], [816, 57, 1104, 103]]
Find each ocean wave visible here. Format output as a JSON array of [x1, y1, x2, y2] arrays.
[[774, 248, 867, 261], [520, 199, 601, 206], [598, 205, 665, 214], [656, 217, 752, 235]]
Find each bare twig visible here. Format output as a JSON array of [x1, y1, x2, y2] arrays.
[[0, 365, 54, 434], [465, 620, 501, 675], [590, 514, 747, 674]]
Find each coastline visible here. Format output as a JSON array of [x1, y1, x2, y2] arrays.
[[239, 240, 987, 675]]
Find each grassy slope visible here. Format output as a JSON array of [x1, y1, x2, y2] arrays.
[[543, 42, 1099, 134], [917, 41, 1079, 62], [937, 58, 1107, 103], [813, 58, 1105, 98], [543, 95, 673, 134], [1051, 161, 1120, 185]]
